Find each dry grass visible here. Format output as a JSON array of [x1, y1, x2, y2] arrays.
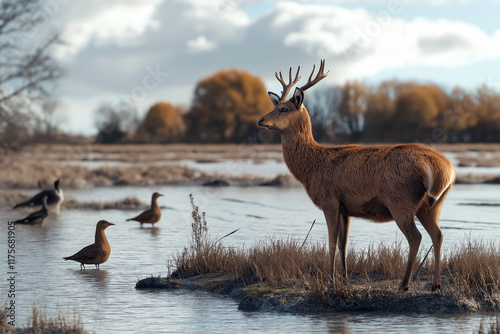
[[456, 152, 500, 168], [0, 161, 204, 189], [0, 305, 87, 333], [0, 143, 283, 164], [0, 190, 148, 210], [173, 195, 500, 304], [0, 161, 278, 190], [456, 173, 500, 184], [1, 143, 500, 189], [443, 239, 500, 297], [63, 196, 148, 210], [433, 143, 500, 153]]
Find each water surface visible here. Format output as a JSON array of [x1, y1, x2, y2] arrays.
[[1, 184, 499, 333]]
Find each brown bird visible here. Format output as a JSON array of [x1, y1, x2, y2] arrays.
[[63, 220, 114, 269], [126, 192, 163, 226]]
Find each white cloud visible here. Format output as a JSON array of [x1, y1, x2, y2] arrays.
[[52, 0, 500, 134], [54, 0, 163, 59], [270, 2, 500, 80], [187, 35, 218, 53]]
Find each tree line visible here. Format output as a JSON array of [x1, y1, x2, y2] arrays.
[[1, 0, 499, 146], [96, 69, 500, 144]]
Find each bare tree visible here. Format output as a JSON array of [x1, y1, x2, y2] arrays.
[[306, 87, 341, 142], [337, 81, 368, 142], [0, 0, 63, 142], [95, 101, 139, 144], [37, 99, 63, 138]]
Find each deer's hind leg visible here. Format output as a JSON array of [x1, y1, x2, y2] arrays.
[[416, 187, 451, 291], [387, 201, 422, 291]]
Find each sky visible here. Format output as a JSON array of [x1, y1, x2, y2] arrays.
[[36, 0, 500, 135]]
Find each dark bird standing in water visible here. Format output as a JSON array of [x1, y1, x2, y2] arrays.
[[13, 196, 49, 225], [13, 179, 64, 213], [126, 192, 163, 226], [63, 220, 114, 269]]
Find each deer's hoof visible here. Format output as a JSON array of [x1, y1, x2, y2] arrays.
[[432, 284, 441, 292]]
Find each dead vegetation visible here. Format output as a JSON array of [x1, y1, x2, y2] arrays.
[[0, 161, 204, 189], [0, 305, 87, 334], [0, 143, 283, 164], [0, 190, 148, 211], [164, 195, 500, 313], [0, 143, 499, 189]]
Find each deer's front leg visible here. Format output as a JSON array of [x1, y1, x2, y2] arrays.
[[323, 205, 341, 279], [338, 214, 351, 281]]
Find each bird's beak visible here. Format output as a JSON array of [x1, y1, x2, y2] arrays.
[[159, 194, 164, 197], [108, 222, 115, 226]]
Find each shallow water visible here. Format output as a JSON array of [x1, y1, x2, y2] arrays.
[[1, 184, 499, 333]]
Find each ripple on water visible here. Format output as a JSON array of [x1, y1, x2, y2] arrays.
[[2, 184, 499, 333]]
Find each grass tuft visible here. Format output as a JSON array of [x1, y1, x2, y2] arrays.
[[0, 305, 87, 333], [173, 195, 500, 306]]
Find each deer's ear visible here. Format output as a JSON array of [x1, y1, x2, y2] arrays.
[[293, 87, 304, 108], [268, 92, 280, 107]]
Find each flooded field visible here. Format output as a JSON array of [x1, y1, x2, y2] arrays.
[[1, 144, 499, 333]]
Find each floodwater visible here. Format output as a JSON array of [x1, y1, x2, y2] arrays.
[[1, 174, 500, 332]]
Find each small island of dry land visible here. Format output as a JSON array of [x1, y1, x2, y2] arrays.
[[136, 195, 500, 314]]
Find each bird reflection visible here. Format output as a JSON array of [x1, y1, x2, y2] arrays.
[[76, 268, 109, 288], [140, 225, 161, 237]]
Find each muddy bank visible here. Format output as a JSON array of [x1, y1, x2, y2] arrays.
[[135, 274, 498, 314]]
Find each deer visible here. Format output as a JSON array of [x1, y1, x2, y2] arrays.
[[257, 60, 456, 291]]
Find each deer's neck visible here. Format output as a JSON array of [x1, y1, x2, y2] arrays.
[[281, 111, 321, 185], [95, 228, 109, 246]]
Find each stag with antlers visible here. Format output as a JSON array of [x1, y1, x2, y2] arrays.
[[258, 60, 456, 291]]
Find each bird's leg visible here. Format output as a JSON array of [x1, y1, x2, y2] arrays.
[[80, 263, 85, 270], [95, 264, 99, 269]]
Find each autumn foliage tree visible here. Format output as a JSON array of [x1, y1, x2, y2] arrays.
[[469, 85, 500, 142], [390, 85, 447, 141], [364, 81, 398, 142], [336, 81, 368, 142], [186, 69, 273, 142], [136, 102, 185, 142], [312, 80, 500, 143]]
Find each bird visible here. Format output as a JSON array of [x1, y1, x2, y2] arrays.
[[126, 192, 163, 226], [13, 196, 49, 225], [13, 179, 64, 213], [63, 220, 114, 269]]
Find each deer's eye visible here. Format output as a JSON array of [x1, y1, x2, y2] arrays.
[[280, 108, 288, 113]]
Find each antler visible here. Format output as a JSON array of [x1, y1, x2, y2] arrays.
[[275, 66, 301, 100], [300, 59, 330, 92]]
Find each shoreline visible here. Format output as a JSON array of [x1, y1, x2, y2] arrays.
[[135, 273, 496, 314]]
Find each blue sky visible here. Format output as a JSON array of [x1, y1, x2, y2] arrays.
[[43, 0, 500, 135]]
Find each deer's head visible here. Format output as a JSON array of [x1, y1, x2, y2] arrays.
[[258, 60, 329, 135]]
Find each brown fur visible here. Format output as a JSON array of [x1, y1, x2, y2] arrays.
[[258, 61, 456, 291]]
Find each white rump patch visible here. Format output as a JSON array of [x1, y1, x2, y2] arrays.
[[425, 164, 434, 196]]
